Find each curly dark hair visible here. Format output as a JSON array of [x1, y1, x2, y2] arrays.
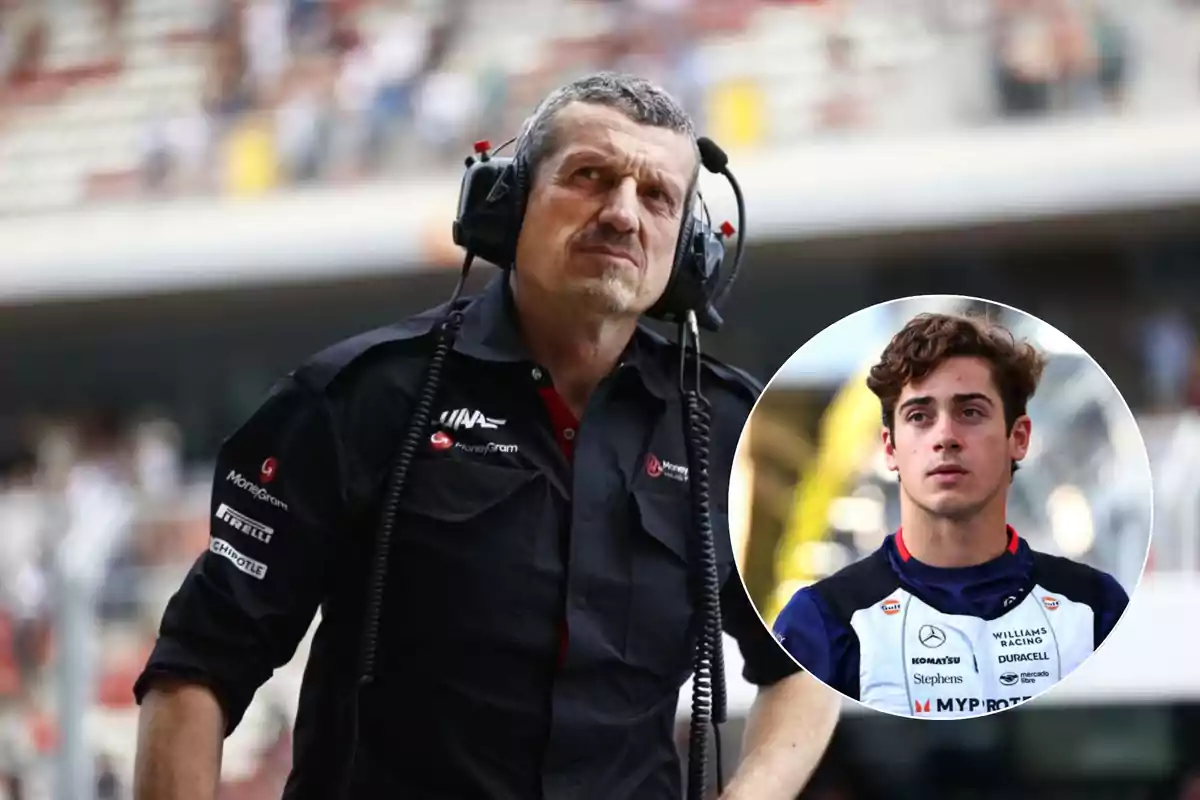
[[866, 313, 1046, 472]]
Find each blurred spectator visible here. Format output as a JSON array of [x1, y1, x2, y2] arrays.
[[0, 444, 46, 703], [1050, 0, 1102, 111], [992, 0, 1059, 116], [207, 0, 257, 129], [1142, 307, 1196, 411], [4, 0, 47, 88], [140, 99, 213, 195], [1087, 0, 1130, 110], [362, 3, 431, 171], [274, 55, 333, 183], [94, 752, 120, 800], [243, 0, 289, 107], [815, 28, 875, 132], [96, 0, 126, 59]]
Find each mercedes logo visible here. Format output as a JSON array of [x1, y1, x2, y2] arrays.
[[918, 624, 946, 649]]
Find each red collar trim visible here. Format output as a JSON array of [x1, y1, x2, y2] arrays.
[[895, 525, 1019, 562]]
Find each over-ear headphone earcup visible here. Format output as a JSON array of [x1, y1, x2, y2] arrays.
[[647, 211, 726, 331], [452, 155, 524, 269]]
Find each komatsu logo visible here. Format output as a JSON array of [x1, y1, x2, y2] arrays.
[[439, 409, 506, 431]]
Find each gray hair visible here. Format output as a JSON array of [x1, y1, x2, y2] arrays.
[[517, 71, 700, 185]]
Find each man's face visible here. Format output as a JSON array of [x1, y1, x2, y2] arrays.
[[883, 356, 1032, 522], [513, 102, 697, 317]]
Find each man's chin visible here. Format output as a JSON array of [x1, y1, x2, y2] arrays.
[[567, 276, 644, 316]]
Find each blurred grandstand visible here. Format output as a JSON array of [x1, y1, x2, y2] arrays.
[[3, 0, 1200, 798]]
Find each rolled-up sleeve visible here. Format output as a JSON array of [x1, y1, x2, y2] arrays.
[[721, 575, 803, 687], [133, 375, 346, 735]]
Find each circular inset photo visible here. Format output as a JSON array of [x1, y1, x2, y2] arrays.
[[733, 296, 1152, 720]]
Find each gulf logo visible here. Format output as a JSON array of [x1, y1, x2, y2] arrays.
[[1042, 596, 1059, 611], [881, 598, 901, 615]]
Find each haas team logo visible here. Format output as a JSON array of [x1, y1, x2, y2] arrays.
[[260, 457, 278, 484]]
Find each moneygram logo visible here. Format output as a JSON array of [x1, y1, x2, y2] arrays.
[[645, 453, 688, 482], [225, 470, 289, 511], [455, 441, 518, 455]]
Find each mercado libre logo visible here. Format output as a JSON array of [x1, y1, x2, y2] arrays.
[[260, 457, 278, 484], [431, 431, 454, 451]]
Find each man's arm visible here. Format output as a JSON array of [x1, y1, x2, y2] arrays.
[[721, 671, 841, 800], [718, 578, 840, 800], [132, 377, 347, 799], [133, 680, 225, 800]]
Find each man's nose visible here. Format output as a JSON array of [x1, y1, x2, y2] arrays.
[[933, 417, 962, 452], [596, 178, 640, 235]]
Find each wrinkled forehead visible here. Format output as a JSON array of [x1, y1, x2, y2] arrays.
[[897, 356, 1003, 405], [541, 102, 698, 185]]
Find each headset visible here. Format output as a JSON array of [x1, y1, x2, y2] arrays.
[[340, 126, 749, 800]]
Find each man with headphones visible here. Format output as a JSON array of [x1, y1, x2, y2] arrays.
[[131, 72, 839, 799]]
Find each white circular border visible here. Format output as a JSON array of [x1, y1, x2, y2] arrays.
[[730, 293, 1156, 722]]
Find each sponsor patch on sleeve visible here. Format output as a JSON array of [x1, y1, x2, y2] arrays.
[[210, 537, 269, 580], [215, 503, 275, 544]]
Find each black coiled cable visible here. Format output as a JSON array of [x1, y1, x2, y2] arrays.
[[338, 255, 474, 800], [679, 312, 727, 800]]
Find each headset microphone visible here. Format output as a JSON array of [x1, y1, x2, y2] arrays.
[[341, 126, 748, 800]]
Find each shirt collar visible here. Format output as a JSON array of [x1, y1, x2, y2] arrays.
[[454, 273, 532, 363], [453, 273, 673, 401]]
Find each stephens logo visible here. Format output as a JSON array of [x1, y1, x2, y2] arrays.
[[881, 598, 901, 615], [260, 457, 278, 484], [645, 453, 688, 482], [430, 432, 454, 451], [914, 673, 964, 686]]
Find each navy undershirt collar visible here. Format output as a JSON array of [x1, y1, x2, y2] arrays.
[[883, 526, 1035, 620]]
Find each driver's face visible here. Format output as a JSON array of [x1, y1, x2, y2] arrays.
[[884, 356, 1031, 522]]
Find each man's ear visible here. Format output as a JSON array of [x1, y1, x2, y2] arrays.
[[882, 426, 898, 474], [1009, 415, 1032, 463]]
